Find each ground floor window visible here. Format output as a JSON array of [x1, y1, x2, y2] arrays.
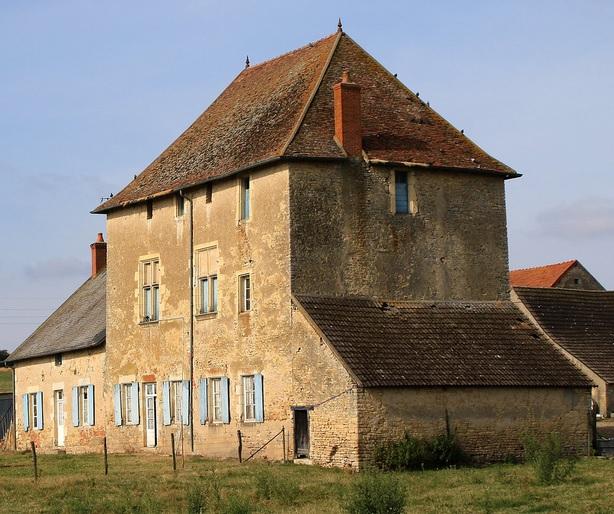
[[22, 392, 43, 431]]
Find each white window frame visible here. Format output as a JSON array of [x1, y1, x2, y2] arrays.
[[30, 393, 40, 430], [141, 259, 160, 322], [169, 380, 182, 425], [121, 383, 137, 425], [242, 375, 256, 422], [197, 246, 218, 315], [239, 274, 251, 313], [210, 377, 223, 423]]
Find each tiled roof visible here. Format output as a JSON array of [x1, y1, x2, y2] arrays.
[[515, 287, 614, 383], [295, 295, 591, 388], [94, 31, 515, 213], [7, 272, 106, 363], [509, 260, 577, 288]]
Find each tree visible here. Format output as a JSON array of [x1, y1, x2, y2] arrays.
[[0, 350, 9, 362]]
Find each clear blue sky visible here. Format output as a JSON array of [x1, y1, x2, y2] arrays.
[[1, 1, 613, 350]]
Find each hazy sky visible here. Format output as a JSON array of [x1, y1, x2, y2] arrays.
[[1, 1, 613, 351]]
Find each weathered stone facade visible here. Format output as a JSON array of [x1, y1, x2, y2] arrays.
[[14, 347, 105, 452], [290, 160, 510, 301], [357, 387, 591, 465]]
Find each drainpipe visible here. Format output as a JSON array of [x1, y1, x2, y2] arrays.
[[180, 190, 195, 453]]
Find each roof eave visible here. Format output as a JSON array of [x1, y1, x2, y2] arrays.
[[91, 155, 349, 214], [366, 158, 521, 179], [6, 337, 105, 365]]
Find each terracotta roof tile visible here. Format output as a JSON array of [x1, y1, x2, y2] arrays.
[[295, 295, 591, 388], [510, 260, 577, 288], [515, 287, 614, 383], [94, 32, 514, 213]]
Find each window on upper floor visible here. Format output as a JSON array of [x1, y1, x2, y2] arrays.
[[239, 274, 251, 313], [176, 193, 185, 217], [197, 246, 219, 315], [394, 170, 409, 214], [240, 177, 250, 221], [141, 259, 160, 322]]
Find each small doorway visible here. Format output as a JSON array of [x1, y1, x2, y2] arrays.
[[54, 390, 65, 447], [293, 408, 310, 459], [144, 383, 157, 448]]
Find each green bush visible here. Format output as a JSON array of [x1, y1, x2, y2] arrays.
[[220, 494, 253, 514], [373, 432, 466, 471], [523, 432, 577, 485], [345, 473, 407, 514]]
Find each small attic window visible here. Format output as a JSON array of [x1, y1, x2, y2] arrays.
[[394, 171, 409, 214], [205, 183, 213, 204], [176, 194, 185, 217], [55, 354, 63, 366], [146, 200, 153, 220]]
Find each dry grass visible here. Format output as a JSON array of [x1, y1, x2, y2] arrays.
[[1, 452, 614, 513]]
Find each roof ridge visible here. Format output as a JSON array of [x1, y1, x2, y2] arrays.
[[511, 260, 577, 273], [243, 32, 338, 73], [279, 31, 343, 156]]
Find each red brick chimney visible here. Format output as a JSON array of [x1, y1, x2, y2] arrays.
[[90, 233, 107, 277], [333, 70, 362, 157]]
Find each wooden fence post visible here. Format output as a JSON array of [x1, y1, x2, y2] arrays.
[[171, 433, 177, 471], [30, 441, 38, 481], [237, 430, 243, 463], [103, 437, 108, 475], [282, 426, 286, 463]]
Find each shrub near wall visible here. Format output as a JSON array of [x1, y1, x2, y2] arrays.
[[373, 432, 466, 471]]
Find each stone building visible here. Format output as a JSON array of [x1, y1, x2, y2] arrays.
[[510, 260, 604, 290], [513, 287, 614, 418], [10, 29, 593, 466], [7, 235, 107, 452], [90, 29, 591, 466]]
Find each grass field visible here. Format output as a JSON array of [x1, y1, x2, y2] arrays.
[[1, 453, 614, 513], [0, 368, 12, 394]]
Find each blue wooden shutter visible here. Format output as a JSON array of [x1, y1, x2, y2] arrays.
[[182, 380, 190, 426], [131, 382, 140, 425], [35, 392, 44, 429], [87, 384, 95, 426], [254, 373, 264, 422], [199, 379, 208, 425], [113, 384, 122, 426], [72, 386, 80, 427], [162, 381, 171, 426], [22, 394, 29, 432], [221, 377, 230, 424]]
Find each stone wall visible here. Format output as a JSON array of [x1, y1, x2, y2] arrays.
[[357, 386, 591, 465], [14, 347, 106, 452], [289, 160, 510, 301], [556, 263, 604, 290]]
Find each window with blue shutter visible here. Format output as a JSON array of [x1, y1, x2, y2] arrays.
[[22, 394, 29, 432], [162, 381, 171, 426], [181, 380, 190, 426], [72, 386, 80, 427], [254, 373, 264, 423], [220, 377, 230, 424], [199, 379, 208, 425], [87, 384, 95, 426], [131, 382, 140, 425], [113, 384, 122, 426], [35, 392, 44, 430]]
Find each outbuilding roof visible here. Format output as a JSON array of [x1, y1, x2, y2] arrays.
[[94, 30, 515, 213], [294, 295, 591, 388], [514, 287, 614, 383], [7, 271, 106, 363], [509, 260, 578, 288]]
